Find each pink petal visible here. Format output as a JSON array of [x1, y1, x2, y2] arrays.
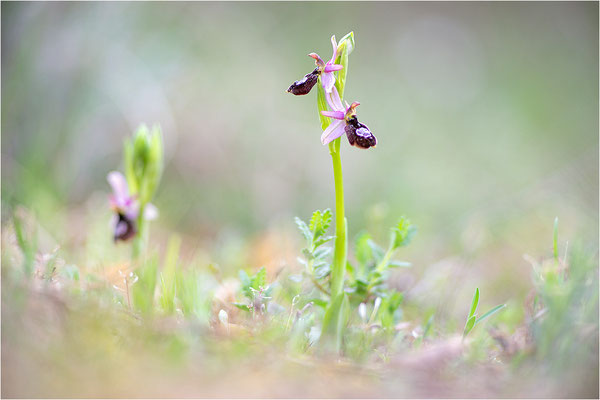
[[321, 119, 345, 145], [325, 86, 345, 111], [107, 171, 129, 204], [308, 53, 325, 68], [321, 71, 335, 93], [124, 200, 139, 221], [324, 64, 343, 73], [321, 110, 345, 120], [329, 35, 338, 63]]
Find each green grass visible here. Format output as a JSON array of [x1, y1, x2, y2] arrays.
[[1, 211, 597, 398]]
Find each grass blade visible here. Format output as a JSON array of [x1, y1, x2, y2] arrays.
[[468, 288, 480, 319], [474, 304, 506, 326]]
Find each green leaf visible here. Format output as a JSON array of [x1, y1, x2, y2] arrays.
[[313, 264, 331, 279], [313, 246, 332, 260], [463, 315, 476, 337], [233, 302, 251, 312], [355, 232, 373, 267], [309, 209, 332, 240], [252, 267, 267, 290], [391, 216, 417, 249], [294, 217, 312, 242], [305, 298, 328, 309], [159, 274, 176, 314], [239, 269, 252, 299], [314, 235, 335, 248], [474, 304, 506, 326], [367, 239, 385, 262], [468, 288, 480, 319], [345, 261, 356, 280]]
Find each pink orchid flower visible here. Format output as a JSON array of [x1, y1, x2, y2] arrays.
[[287, 35, 343, 96], [107, 171, 157, 242], [320, 87, 377, 149]]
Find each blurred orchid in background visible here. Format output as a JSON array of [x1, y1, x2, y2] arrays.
[[107, 171, 157, 242]]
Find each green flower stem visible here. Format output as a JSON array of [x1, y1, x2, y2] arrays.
[[318, 33, 354, 351], [328, 138, 347, 300], [132, 205, 147, 260], [318, 96, 348, 351]]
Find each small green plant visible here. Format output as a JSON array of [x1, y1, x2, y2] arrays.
[[294, 210, 415, 349], [463, 287, 506, 338], [346, 216, 415, 304], [235, 266, 273, 317], [295, 209, 334, 295]]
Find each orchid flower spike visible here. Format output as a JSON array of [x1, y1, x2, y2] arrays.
[[287, 35, 343, 96], [320, 87, 377, 149], [107, 171, 158, 242]]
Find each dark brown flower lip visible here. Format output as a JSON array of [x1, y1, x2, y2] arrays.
[[345, 116, 377, 149], [113, 212, 137, 242], [286, 68, 319, 96]]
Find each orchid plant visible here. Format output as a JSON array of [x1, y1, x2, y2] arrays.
[[288, 33, 383, 351], [108, 124, 163, 259]]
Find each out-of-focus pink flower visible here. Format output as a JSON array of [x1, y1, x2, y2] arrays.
[[107, 171, 157, 242]]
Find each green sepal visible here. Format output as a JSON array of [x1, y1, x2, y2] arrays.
[[336, 31, 355, 57], [140, 125, 164, 205], [124, 137, 137, 194], [317, 78, 331, 131], [334, 31, 353, 99], [124, 124, 164, 205]]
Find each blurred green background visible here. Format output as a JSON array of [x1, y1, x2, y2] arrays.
[[2, 2, 598, 312]]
